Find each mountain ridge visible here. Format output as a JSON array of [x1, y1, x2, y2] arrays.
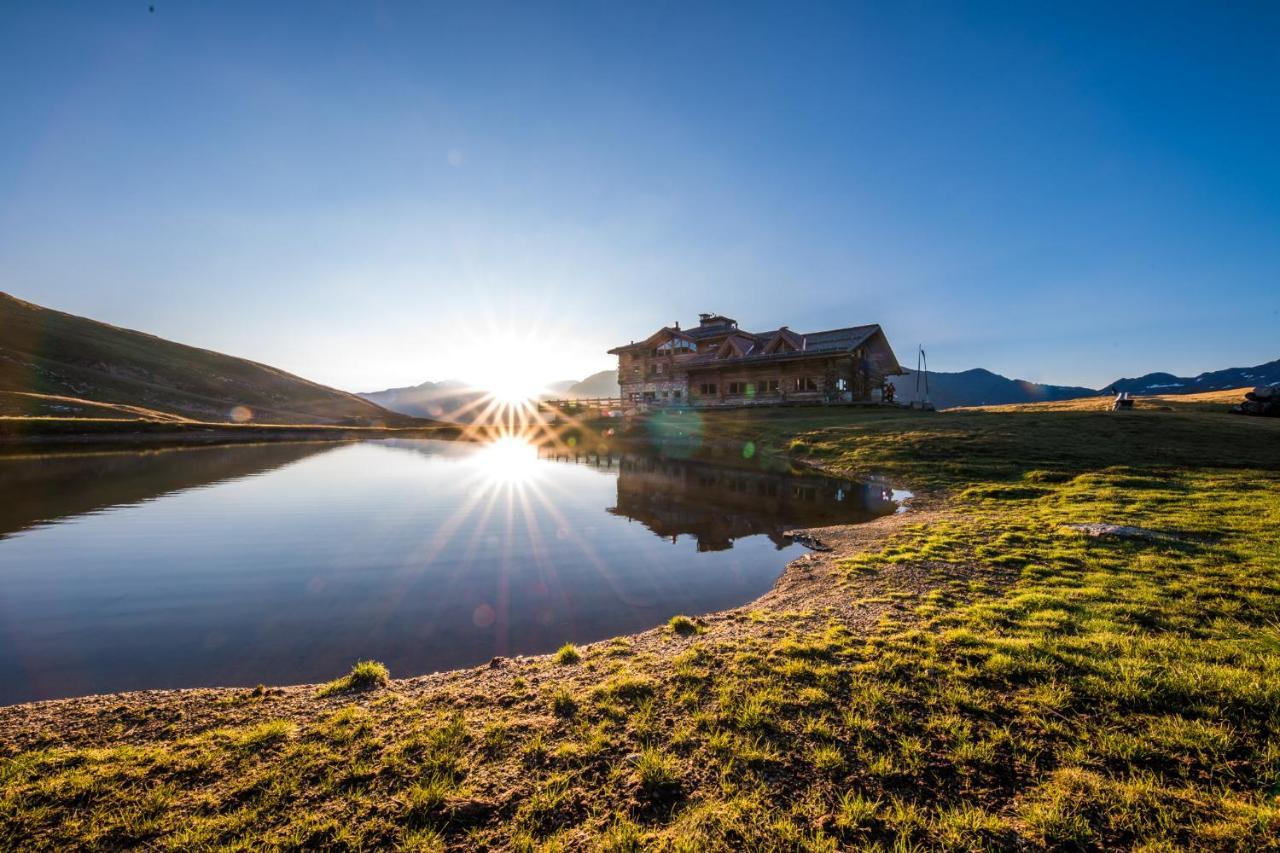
[[1106, 359, 1280, 396]]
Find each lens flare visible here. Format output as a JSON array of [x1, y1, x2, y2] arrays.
[[472, 435, 541, 485]]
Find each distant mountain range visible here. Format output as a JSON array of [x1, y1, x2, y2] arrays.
[[0, 292, 421, 426], [894, 360, 1278, 408], [366, 359, 1278, 418], [562, 369, 620, 398], [356, 380, 486, 421], [891, 368, 1096, 410], [357, 370, 620, 422], [1106, 360, 1280, 396]]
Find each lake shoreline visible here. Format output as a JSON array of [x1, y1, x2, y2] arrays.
[[0, 416, 462, 452], [0, 476, 938, 725]]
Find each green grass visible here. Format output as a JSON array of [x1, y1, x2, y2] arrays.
[[553, 643, 581, 665], [632, 747, 681, 794], [668, 614, 700, 635], [315, 660, 390, 697], [3, 406, 1279, 850]]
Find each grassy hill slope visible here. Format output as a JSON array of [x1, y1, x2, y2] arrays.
[[0, 293, 411, 426]]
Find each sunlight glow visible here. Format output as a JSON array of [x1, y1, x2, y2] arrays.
[[471, 435, 542, 485], [457, 318, 566, 403]]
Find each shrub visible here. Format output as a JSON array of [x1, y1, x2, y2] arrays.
[[554, 643, 581, 665], [669, 615, 699, 635], [317, 660, 389, 697]]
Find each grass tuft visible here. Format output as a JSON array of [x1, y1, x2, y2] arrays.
[[632, 747, 680, 794], [553, 643, 581, 665], [316, 660, 389, 697], [668, 615, 700, 635]]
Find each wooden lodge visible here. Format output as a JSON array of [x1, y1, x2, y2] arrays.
[[607, 313, 903, 411]]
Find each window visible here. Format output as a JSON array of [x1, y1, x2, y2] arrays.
[[699, 383, 718, 395], [793, 377, 818, 392], [761, 379, 780, 393], [673, 389, 682, 399], [657, 338, 696, 355], [643, 391, 656, 401], [836, 378, 848, 392]]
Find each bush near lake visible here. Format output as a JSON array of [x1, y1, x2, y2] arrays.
[[315, 660, 390, 697], [1, 406, 1278, 850]]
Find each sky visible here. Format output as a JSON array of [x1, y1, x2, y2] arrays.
[[2, 1, 1278, 392]]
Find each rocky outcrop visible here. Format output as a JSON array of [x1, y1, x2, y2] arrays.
[[1230, 383, 1279, 417]]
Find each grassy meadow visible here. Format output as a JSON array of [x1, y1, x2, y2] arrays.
[[2, 404, 1278, 850]]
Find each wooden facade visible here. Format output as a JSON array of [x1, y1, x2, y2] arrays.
[[608, 314, 903, 411]]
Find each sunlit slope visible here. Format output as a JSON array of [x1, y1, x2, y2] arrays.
[[0, 390, 192, 421], [0, 293, 413, 425], [952, 387, 1247, 413]]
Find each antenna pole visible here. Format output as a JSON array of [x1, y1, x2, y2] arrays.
[[923, 348, 929, 398]]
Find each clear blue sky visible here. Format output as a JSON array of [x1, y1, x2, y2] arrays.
[[3, 1, 1278, 391]]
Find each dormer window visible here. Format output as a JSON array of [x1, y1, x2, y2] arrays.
[[657, 338, 696, 355]]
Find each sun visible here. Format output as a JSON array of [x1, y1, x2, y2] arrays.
[[460, 325, 562, 404], [481, 368, 547, 404], [470, 435, 542, 485]]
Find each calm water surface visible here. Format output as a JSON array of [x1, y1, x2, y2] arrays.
[[0, 439, 903, 704]]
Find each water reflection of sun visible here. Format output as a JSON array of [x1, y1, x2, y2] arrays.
[[407, 389, 621, 643], [471, 435, 542, 485]]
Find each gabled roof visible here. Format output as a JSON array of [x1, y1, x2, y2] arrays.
[[794, 324, 881, 353], [607, 326, 696, 354], [610, 319, 889, 364], [761, 327, 805, 354], [714, 334, 758, 359]]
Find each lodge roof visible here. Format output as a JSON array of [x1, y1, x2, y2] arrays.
[[609, 319, 884, 364]]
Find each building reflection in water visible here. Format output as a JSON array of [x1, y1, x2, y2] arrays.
[[538, 448, 898, 551]]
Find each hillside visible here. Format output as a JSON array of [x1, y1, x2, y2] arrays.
[[954, 386, 1247, 413], [0, 293, 412, 426], [892, 367, 1095, 409], [359, 370, 620, 422], [563, 369, 619, 398], [357, 380, 486, 421]]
